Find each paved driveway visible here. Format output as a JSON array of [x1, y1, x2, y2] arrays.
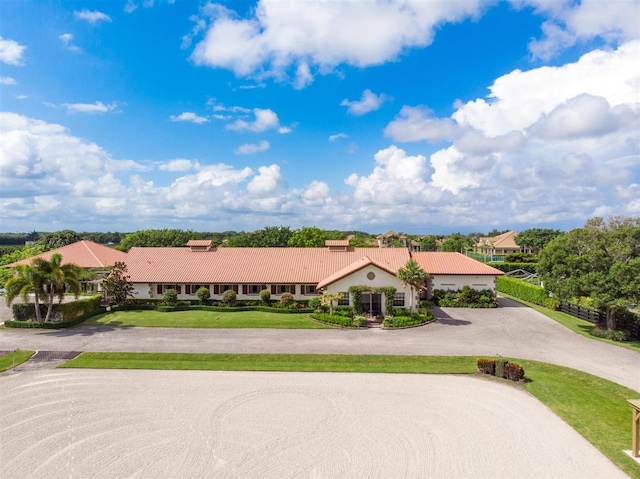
[[1, 298, 638, 391]]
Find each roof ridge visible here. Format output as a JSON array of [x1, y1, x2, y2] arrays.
[[82, 240, 104, 267]]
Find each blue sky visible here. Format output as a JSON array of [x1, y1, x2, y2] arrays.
[[1, 0, 638, 234]]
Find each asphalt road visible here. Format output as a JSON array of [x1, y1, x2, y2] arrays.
[[1, 298, 638, 391]]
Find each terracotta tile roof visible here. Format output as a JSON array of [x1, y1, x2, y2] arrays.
[[317, 256, 397, 289], [186, 240, 212, 247], [125, 247, 412, 284], [478, 231, 519, 248], [412, 252, 504, 275], [324, 240, 349, 247], [7, 240, 127, 268]]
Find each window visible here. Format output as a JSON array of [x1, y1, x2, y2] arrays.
[[187, 285, 205, 295], [304, 285, 318, 295], [337, 292, 350, 306], [248, 284, 262, 295], [221, 284, 234, 292], [157, 284, 182, 295], [393, 292, 405, 307], [277, 284, 291, 294]]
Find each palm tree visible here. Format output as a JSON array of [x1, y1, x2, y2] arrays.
[[4, 253, 82, 322], [397, 259, 428, 313], [5, 264, 47, 322], [33, 253, 82, 322]]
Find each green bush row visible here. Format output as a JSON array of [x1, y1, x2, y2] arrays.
[[382, 312, 434, 328], [589, 327, 630, 342], [497, 276, 559, 309], [487, 262, 538, 273], [310, 313, 366, 328], [10, 295, 102, 322], [476, 357, 525, 382], [5, 307, 106, 329], [156, 305, 314, 314], [503, 253, 538, 263]]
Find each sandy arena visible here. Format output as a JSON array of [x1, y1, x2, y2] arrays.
[[0, 368, 625, 479]]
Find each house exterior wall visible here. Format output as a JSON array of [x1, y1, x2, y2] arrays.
[[131, 282, 321, 301], [322, 265, 407, 314], [431, 275, 498, 295]]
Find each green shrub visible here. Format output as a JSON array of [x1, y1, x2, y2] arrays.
[[477, 358, 495, 374], [589, 327, 630, 342], [504, 253, 537, 263], [503, 362, 525, 381], [352, 315, 368, 327], [196, 287, 211, 304], [162, 288, 178, 306], [487, 262, 538, 273], [495, 357, 508, 377], [5, 306, 106, 329], [308, 297, 323, 311], [433, 287, 498, 308], [259, 289, 271, 305], [221, 289, 237, 306], [420, 300, 435, 309], [497, 276, 559, 309], [310, 313, 363, 327], [383, 312, 434, 328], [279, 292, 294, 307]]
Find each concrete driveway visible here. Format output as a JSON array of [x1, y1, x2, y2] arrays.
[[1, 298, 638, 391]]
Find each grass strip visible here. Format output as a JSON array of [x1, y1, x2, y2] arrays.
[[83, 310, 330, 329], [61, 352, 640, 478], [500, 293, 640, 353], [0, 349, 35, 372]]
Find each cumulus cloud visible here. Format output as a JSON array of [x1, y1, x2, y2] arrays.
[[159, 159, 200, 172], [0, 36, 27, 65], [341, 89, 389, 115], [384, 106, 458, 143], [74, 9, 112, 23], [235, 140, 270, 155], [189, 0, 485, 85], [170, 112, 208, 124], [0, 76, 17, 85], [521, 0, 640, 59], [247, 164, 285, 196], [62, 101, 118, 114], [226, 108, 288, 133], [59, 33, 81, 52]]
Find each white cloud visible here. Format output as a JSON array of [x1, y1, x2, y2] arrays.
[[0, 36, 27, 66], [452, 40, 640, 137], [170, 112, 209, 124], [159, 159, 200, 172], [0, 76, 17, 85], [235, 140, 270, 155], [520, 0, 640, 59], [59, 33, 81, 53], [190, 0, 485, 85], [341, 89, 389, 115], [62, 101, 118, 114], [74, 9, 112, 24], [247, 164, 285, 196], [384, 106, 458, 143], [329, 133, 348, 142], [301, 180, 330, 206], [226, 108, 285, 133], [124, 0, 175, 14]]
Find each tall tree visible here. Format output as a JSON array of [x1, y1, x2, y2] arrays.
[[118, 229, 197, 251], [515, 228, 564, 253], [38, 230, 80, 250], [33, 253, 82, 322], [287, 227, 327, 247], [102, 261, 135, 305], [419, 235, 438, 252], [4, 264, 46, 322], [440, 233, 472, 253], [397, 259, 428, 312], [537, 216, 640, 330]]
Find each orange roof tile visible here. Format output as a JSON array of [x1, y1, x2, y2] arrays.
[[186, 240, 212, 247], [7, 240, 127, 269], [125, 247, 411, 284], [412, 252, 504, 275]]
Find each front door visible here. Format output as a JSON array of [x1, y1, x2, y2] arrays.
[[361, 293, 382, 316]]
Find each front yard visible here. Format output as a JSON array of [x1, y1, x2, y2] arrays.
[[83, 310, 331, 329]]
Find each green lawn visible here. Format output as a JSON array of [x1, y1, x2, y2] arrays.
[[62, 352, 640, 478], [83, 310, 331, 329], [500, 293, 640, 353], [0, 350, 35, 372]]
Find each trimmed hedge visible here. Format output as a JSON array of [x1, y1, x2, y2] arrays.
[[589, 327, 630, 342], [433, 287, 498, 308], [382, 312, 434, 328], [476, 357, 525, 382], [310, 313, 366, 328], [477, 358, 495, 375], [10, 295, 102, 322], [497, 276, 559, 309], [5, 306, 106, 329], [488, 262, 538, 273], [156, 305, 314, 314]]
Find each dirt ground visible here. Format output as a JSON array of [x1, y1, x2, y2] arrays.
[[0, 369, 626, 479]]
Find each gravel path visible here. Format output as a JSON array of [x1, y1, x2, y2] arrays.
[[0, 369, 626, 479], [1, 298, 638, 391]]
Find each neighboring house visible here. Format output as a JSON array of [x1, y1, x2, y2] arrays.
[[376, 231, 420, 251], [7, 240, 128, 293], [475, 231, 530, 257], [125, 240, 503, 315]]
